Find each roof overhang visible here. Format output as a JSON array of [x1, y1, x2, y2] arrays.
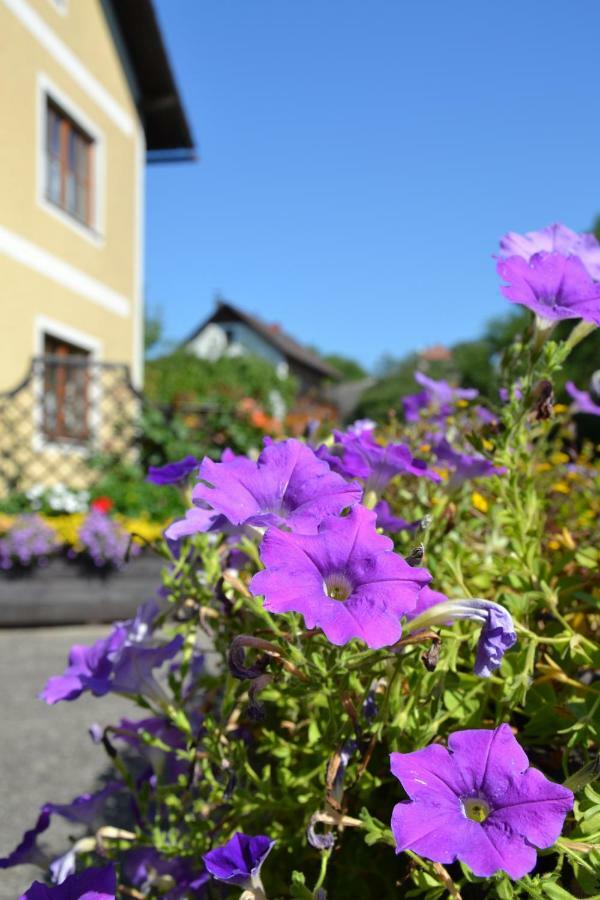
[[106, 0, 196, 162]]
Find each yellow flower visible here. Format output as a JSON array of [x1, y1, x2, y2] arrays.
[[553, 403, 568, 414], [0, 514, 15, 534], [482, 439, 494, 451], [43, 513, 85, 547], [550, 451, 570, 466], [471, 492, 489, 513], [548, 539, 561, 551], [419, 443, 431, 453], [536, 462, 552, 473], [433, 467, 449, 481], [550, 481, 570, 494], [456, 399, 469, 408]]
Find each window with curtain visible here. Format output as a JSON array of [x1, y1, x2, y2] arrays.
[[46, 99, 94, 227]]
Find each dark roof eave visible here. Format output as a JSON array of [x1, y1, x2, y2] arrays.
[[107, 0, 195, 155]]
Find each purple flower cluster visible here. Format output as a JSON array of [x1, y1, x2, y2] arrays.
[[77, 510, 138, 569], [317, 428, 440, 496], [403, 373, 478, 423], [0, 515, 57, 570]]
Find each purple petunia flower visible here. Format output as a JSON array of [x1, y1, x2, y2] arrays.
[[192, 439, 362, 533], [250, 506, 431, 648], [414, 372, 479, 406], [497, 252, 600, 326], [39, 620, 183, 706], [434, 439, 506, 488], [499, 222, 600, 280], [474, 405, 498, 426], [45, 781, 122, 828], [20, 864, 116, 899], [565, 381, 600, 416], [114, 716, 189, 782], [146, 455, 199, 486], [405, 596, 516, 676], [122, 848, 208, 898], [203, 832, 275, 891], [318, 430, 440, 496], [402, 390, 430, 423], [1, 783, 123, 877], [390, 724, 574, 879], [374, 501, 419, 534]]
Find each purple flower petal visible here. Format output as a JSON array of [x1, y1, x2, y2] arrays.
[[499, 223, 600, 280], [147, 456, 199, 486], [20, 864, 116, 899], [566, 381, 600, 416], [193, 439, 362, 532]]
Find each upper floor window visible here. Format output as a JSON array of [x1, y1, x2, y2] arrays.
[[46, 99, 94, 228]]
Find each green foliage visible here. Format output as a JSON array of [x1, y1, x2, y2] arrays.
[[144, 350, 297, 409], [13, 318, 600, 898], [321, 353, 368, 381]]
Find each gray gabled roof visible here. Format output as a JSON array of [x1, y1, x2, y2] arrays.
[[184, 301, 342, 380]]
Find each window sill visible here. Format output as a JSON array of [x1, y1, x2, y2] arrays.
[[39, 195, 104, 248]]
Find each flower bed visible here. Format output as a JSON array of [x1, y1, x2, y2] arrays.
[[0, 507, 167, 625], [4, 223, 600, 900]]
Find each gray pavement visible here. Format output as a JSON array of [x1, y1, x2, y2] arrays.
[[0, 627, 131, 899]]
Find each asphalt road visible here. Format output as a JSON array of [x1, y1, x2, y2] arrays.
[[0, 626, 132, 899]]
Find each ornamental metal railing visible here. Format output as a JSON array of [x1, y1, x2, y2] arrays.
[[0, 357, 146, 496]]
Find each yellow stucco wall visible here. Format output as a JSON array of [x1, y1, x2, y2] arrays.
[[0, 0, 143, 392]]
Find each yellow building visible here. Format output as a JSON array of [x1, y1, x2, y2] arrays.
[[0, 0, 194, 491]]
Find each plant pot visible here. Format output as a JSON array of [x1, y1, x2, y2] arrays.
[[0, 553, 164, 626]]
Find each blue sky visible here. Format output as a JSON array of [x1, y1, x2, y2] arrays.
[[147, 0, 600, 371]]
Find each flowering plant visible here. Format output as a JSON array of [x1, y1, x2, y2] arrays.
[[5, 225, 600, 899]]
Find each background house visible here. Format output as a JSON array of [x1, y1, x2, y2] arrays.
[[0, 0, 194, 491], [183, 300, 341, 397]]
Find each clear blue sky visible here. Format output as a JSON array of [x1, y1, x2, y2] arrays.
[[146, 0, 600, 371]]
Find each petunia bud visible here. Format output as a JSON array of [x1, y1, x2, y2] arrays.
[[405, 598, 516, 677]]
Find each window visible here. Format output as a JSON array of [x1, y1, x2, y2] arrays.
[[42, 334, 91, 442], [45, 99, 94, 227]]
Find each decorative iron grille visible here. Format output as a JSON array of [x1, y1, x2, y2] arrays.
[[0, 357, 144, 496]]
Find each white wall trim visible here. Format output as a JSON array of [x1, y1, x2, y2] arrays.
[[34, 315, 103, 358], [32, 315, 103, 455], [2, 0, 133, 135], [36, 72, 106, 247], [0, 224, 130, 317]]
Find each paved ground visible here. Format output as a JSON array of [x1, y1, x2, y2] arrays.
[[0, 626, 131, 899]]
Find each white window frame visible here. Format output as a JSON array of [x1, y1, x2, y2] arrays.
[[36, 73, 106, 247], [32, 316, 103, 455]]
